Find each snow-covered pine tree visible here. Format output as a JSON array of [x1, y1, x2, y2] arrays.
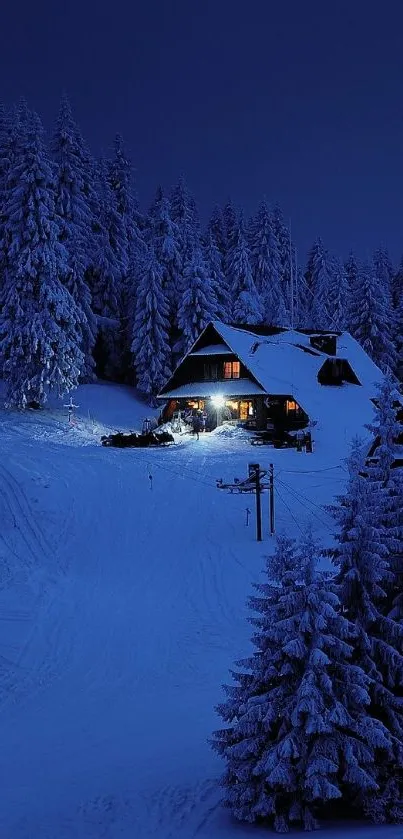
[[373, 247, 394, 299], [212, 530, 389, 833], [223, 199, 239, 285], [348, 263, 396, 374], [249, 200, 288, 325], [178, 247, 216, 352], [0, 104, 28, 279], [332, 441, 403, 822], [203, 231, 231, 321], [365, 377, 403, 619], [170, 175, 200, 266], [207, 205, 227, 264], [272, 203, 296, 316], [304, 238, 334, 329], [148, 187, 182, 329], [51, 94, 97, 379], [0, 108, 84, 406], [84, 158, 128, 379], [107, 134, 146, 374], [131, 248, 171, 399], [227, 213, 262, 324], [0, 103, 8, 209], [392, 258, 403, 310], [326, 257, 350, 330], [345, 252, 359, 285], [395, 297, 403, 383]]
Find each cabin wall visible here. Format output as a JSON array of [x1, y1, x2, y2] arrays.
[[161, 353, 251, 391]]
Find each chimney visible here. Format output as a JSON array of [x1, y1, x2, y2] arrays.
[[309, 334, 337, 355]]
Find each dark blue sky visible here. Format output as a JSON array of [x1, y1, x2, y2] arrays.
[[1, 0, 403, 263]]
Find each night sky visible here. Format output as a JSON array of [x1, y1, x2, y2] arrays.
[[1, 0, 403, 263]]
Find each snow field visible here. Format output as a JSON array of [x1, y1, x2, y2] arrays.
[[0, 383, 398, 837]]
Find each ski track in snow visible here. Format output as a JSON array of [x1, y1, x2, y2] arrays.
[[0, 392, 396, 839]]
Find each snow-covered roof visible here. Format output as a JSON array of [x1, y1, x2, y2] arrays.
[[160, 378, 265, 399], [189, 343, 230, 356], [211, 322, 384, 403], [158, 321, 387, 444], [204, 322, 385, 436]]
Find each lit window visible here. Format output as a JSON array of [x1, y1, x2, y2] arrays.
[[223, 361, 232, 379], [223, 361, 240, 379], [286, 399, 297, 413], [240, 401, 254, 420]]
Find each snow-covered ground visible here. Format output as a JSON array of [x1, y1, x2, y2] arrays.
[[0, 383, 400, 838]]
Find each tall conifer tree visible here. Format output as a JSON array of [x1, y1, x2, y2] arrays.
[[228, 213, 262, 324], [348, 264, 396, 373], [0, 109, 84, 406], [51, 94, 97, 379], [332, 442, 403, 822], [131, 248, 171, 399], [178, 248, 216, 352], [212, 531, 389, 832]]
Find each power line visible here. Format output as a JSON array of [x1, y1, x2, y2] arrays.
[[276, 477, 334, 532], [280, 465, 344, 474], [275, 485, 304, 533]]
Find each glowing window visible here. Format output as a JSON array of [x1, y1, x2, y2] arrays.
[[240, 401, 254, 420], [223, 360, 240, 379]]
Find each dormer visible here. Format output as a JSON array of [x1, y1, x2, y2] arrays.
[[309, 334, 338, 355]]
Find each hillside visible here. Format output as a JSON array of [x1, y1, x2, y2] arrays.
[[0, 383, 400, 838]]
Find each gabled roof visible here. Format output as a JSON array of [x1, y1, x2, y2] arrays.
[[158, 321, 387, 436], [208, 321, 384, 411]]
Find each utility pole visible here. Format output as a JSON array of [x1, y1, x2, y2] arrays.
[[269, 463, 275, 535], [249, 463, 262, 541]]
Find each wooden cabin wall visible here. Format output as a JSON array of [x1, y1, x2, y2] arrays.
[[162, 354, 250, 391]]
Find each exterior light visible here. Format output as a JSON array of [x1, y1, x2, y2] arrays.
[[211, 395, 225, 408]]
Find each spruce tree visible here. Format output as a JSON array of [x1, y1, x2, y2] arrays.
[[395, 297, 403, 383], [272, 203, 295, 313], [148, 187, 181, 327], [207, 205, 227, 264], [249, 200, 288, 325], [0, 109, 84, 406], [326, 257, 350, 330], [373, 247, 394, 298], [222, 199, 239, 283], [228, 213, 262, 324], [131, 248, 171, 399], [332, 441, 403, 822], [170, 175, 200, 265], [108, 134, 146, 372], [178, 248, 216, 352], [392, 258, 403, 310], [365, 377, 403, 618], [212, 531, 389, 832], [348, 264, 396, 374], [51, 94, 97, 379], [304, 238, 333, 329], [203, 231, 231, 321]]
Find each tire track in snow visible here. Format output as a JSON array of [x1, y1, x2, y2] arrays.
[[74, 779, 221, 838], [0, 463, 55, 566], [0, 460, 76, 709]]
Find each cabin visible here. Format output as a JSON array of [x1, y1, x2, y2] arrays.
[[157, 321, 386, 435]]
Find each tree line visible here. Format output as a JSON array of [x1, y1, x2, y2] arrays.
[[0, 96, 401, 407]]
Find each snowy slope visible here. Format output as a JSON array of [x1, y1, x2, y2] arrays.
[[0, 383, 398, 838]]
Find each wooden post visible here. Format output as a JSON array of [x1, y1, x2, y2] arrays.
[[269, 463, 275, 535], [249, 463, 262, 542]]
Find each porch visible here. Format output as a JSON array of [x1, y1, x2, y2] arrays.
[[162, 395, 260, 431]]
